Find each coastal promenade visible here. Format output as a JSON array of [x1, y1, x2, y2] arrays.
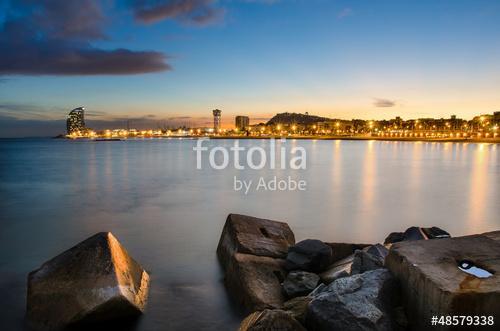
[[209, 135, 500, 143]]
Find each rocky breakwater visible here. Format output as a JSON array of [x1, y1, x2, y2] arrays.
[[218, 215, 500, 330], [26, 232, 150, 331]]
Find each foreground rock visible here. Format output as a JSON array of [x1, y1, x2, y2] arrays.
[[282, 271, 320, 298], [285, 239, 332, 272], [283, 296, 311, 325], [386, 232, 500, 330], [306, 269, 399, 331], [225, 253, 287, 311], [239, 309, 306, 331], [217, 214, 295, 268], [27, 232, 150, 331]]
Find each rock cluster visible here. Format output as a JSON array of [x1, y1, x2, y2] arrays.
[[216, 216, 472, 331], [26, 232, 149, 330]]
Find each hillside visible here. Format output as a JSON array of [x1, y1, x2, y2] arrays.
[[266, 112, 330, 125]]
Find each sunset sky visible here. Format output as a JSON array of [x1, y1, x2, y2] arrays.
[[1, 0, 500, 136]]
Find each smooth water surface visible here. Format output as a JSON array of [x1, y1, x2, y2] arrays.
[[0, 138, 498, 330]]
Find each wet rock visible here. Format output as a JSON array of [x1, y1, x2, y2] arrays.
[[27, 232, 150, 331], [384, 232, 404, 245], [239, 309, 306, 331], [307, 269, 399, 331], [325, 242, 370, 264], [217, 214, 295, 269], [422, 226, 450, 239], [285, 239, 332, 272], [225, 253, 286, 311], [282, 271, 320, 298], [351, 244, 388, 275], [386, 234, 500, 330], [319, 255, 353, 285], [283, 296, 311, 325]]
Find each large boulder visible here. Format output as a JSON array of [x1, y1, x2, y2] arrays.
[[217, 214, 295, 269], [239, 309, 306, 331], [285, 239, 332, 272], [27, 232, 150, 331], [306, 269, 399, 331], [282, 271, 320, 298], [225, 253, 287, 311], [482, 230, 500, 242], [386, 233, 500, 330]]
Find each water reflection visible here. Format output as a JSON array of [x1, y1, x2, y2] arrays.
[[467, 144, 489, 231], [0, 138, 498, 331]]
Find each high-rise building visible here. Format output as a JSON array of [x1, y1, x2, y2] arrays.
[[66, 107, 86, 135], [213, 109, 222, 132], [235, 116, 249, 130]]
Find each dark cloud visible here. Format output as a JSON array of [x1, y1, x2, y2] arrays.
[[30, 0, 107, 40], [0, 0, 171, 75], [131, 0, 224, 25], [373, 98, 396, 108]]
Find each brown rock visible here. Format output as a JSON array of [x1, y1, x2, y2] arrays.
[[283, 296, 311, 325], [239, 309, 306, 331], [225, 253, 287, 311], [482, 230, 500, 242], [386, 233, 500, 330], [27, 232, 149, 331], [217, 214, 295, 269]]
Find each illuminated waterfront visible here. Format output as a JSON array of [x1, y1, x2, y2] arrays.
[[0, 138, 498, 330]]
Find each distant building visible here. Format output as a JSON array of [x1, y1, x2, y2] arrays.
[[66, 107, 86, 135], [493, 111, 500, 123], [213, 109, 222, 132], [235, 116, 249, 130]]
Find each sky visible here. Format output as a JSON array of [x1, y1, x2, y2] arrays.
[[0, 0, 500, 137]]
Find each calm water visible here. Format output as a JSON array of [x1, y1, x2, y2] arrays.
[[0, 138, 499, 330]]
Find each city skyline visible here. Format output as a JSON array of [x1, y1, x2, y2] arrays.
[[1, 0, 500, 137]]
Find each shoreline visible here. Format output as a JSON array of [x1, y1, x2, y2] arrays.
[[209, 135, 500, 143], [53, 135, 500, 143]]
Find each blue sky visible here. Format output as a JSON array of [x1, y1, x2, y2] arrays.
[[1, 0, 500, 136]]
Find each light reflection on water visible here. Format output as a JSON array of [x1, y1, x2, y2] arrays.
[[0, 138, 498, 331]]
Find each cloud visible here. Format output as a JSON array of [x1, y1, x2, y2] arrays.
[[0, 0, 171, 75], [0, 103, 68, 120], [337, 8, 353, 19], [373, 98, 397, 108], [131, 0, 224, 26]]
